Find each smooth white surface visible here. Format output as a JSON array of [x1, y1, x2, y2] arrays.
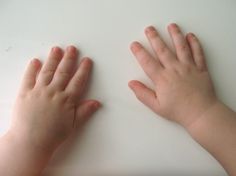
[[0, 0, 235, 175]]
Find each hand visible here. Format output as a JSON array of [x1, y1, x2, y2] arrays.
[[129, 23, 218, 128], [9, 46, 101, 153]]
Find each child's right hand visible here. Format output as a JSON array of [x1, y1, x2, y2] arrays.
[[129, 24, 236, 175], [129, 24, 218, 128]]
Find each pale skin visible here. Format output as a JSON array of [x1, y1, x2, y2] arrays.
[[0, 46, 101, 176], [129, 23, 236, 176], [0, 23, 235, 176]]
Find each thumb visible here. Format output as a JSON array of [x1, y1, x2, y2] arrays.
[[74, 100, 101, 128]]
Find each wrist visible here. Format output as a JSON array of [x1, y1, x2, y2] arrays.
[[177, 97, 220, 129], [183, 101, 236, 175], [0, 130, 54, 175], [6, 129, 55, 157], [185, 100, 224, 132]]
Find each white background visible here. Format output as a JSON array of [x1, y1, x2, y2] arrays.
[[0, 0, 235, 175]]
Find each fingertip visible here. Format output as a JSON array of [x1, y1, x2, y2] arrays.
[[51, 46, 64, 59], [145, 25, 156, 34], [67, 45, 77, 52], [130, 41, 139, 47], [186, 33, 191, 41], [186, 33, 196, 41], [82, 57, 93, 64], [22, 58, 42, 91], [167, 23, 180, 34], [31, 58, 39, 63], [128, 80, 142, 90], [80, 57, 93, 70], [31, 58, 41, 69], [66, 45, 78, 57], [128, 80, 136, 89], [168, 23, 178, 29], [87, 100, 101, 113], [130, 41, 142, 53], [93, 101, 101, 109], [51, 46, 63, 54]]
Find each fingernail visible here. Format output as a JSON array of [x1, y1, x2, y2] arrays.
[[131, 42, 142, 52], [67, 45, 77, 53], [51, 47, 57, 52], [145, 26, 156, 33], [93, 102, 101, 109], [189, 33, 195, 38], [83, 57, 92, 63], [31, 58, 37, 64], [171, 23, 178, 28], [51, 46, 62, 54], [31, 58, 40, 67], [128, 81, 135, 89]]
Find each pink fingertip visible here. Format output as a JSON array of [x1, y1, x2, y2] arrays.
[[128, 81, 134, 89], [189, 33, 196, 38], [145, 26, 156, 33], [170, 23, 177, 27], [51, 46, 62, 54], [31, 58, 40, 67], [168, 23, 179, 31], [130, 42, 142, 52], [128, 80, 139, 89], [67, 45, 77, 54], [80, 58, 93, 69], [92, 101, 101, 109], [83, 57, 92, 63]]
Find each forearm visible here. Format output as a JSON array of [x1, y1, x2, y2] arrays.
[[0, 131, 53, 176], [187, 101, 236, 176]]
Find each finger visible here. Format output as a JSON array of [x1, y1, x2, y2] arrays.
[[128, 80, 160, 113], [167, 23, 193, 64], [66, 58, 93, 100], [73, 100, 101, 128], [20, 58, 42, 91], [130, 42, 162, 83], [186, 33, 207, 71], [145, 26, 176, 68], [37, 47, 63, 86], [50, 46, 78, 90]]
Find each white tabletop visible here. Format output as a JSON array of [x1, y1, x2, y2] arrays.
[[0, 0, 235, 175]]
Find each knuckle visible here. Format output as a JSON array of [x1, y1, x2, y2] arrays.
[[158, 71, 170, 84], [73, 77, 85, 87], [66, 93, 78, 104], [181, 64, 192, 74], [41, 87, 54, 98], [57, 69, 71, 78], [176, 63, 194, 76], [42, 69, 55, 75], [140, 56, 152, 66], [136, 93, 144, 102], [157, 45, 168, 55], [176, 44, 188, 52], [51, 91, 68, 104], [34, 85, 57, 99]]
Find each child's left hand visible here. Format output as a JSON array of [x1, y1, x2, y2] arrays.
[[10, 46, 100, 153]]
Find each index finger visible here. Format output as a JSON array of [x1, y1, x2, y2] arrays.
[[130, 41, 163, 83]]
